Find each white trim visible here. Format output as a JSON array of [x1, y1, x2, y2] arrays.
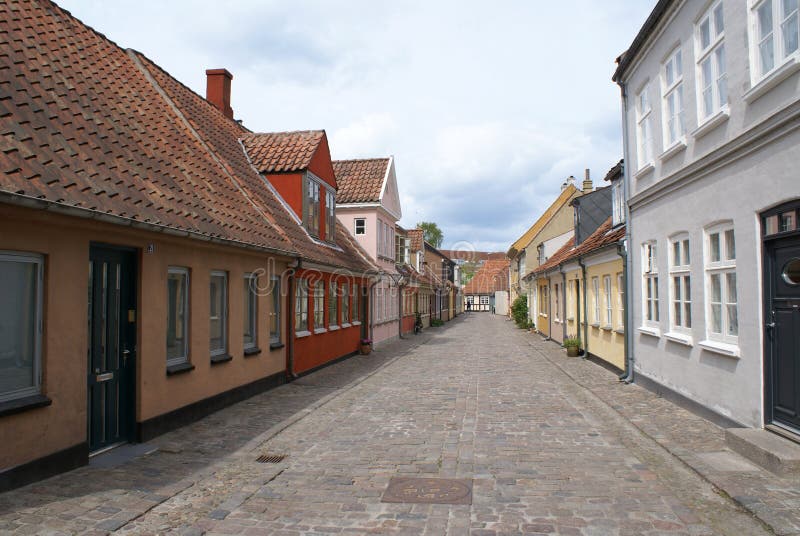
[[166, 266, 190, 367], [378, 156, 392, 203], [692, 106, 730, 139], [341, 322, 352, 328], [659, 138, 687, 162], [634, 162, 655, 179], [313, 327, 327, 335], [664, 331, 694, 346], [743, 56, 800, 103], [352, 320, 362, 326], [328, 325, 340, 331], [638, 326, 662, 338], [295, 330, 312, 338], [698, 339, 740, 357]]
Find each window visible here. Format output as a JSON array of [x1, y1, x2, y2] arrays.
[[396, 235, 409, 264], [554, 282, 561, 321], [303, 176, 321, 237], [166, 267, 189, 366], [244, 273, 257, 350], [697, 1, 728, 120], [636, 83, 654, 168], [670, 236, 692, 332], [353, 284, 360, 322], [617, 272, 625, 329], [210, 271, 228, 357], [329, 281, 339, 326], [342, 282, 351, 323], [355, 218, 366, 236], [0, 252, 43, 402], [313, 280, 325, 330], [662, 48, 685, 146], [751, 0, 799, 81], [295, 279, 309, 333], [519, 253, 526, 278], [326, 191, 336, 243], [270, 276, 281, 344], [612, 179, 624, 226], [592, 277, 600, 324], [537, 244, 546, 266], [604, 275, 612, 327], [643, 242, 659, 324], [480, 295, 490, 305], [706, 225, 737, 342], [539, 284, 548, 315]]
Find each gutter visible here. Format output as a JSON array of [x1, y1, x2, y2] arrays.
[[0, 192, 298, 259]]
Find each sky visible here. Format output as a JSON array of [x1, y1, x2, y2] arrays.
[[58, 0, 654, 252]]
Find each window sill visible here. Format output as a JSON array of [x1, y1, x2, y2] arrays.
[[269, 341, 285, 351], [692, 106, 730, 139], [539, 313, 548, 318], [328, 325, 341, 331], [566, 316, 575, 322], [744, 57, 800, 104], [295, 330, 312, 338], [0, 394, 52, 418], [634, 162, 655, 180], [590, 322, 601, 328], [554, 319, 563, 324], [698, 339, 740, 358], [638, 326, 661, 338], [664, 331, 693, 346], [313, 327, 327, 335], [600, 325, 613, 331], [659, 139, 687, 162], [210, 353, 232, 365], [341, 322, 352, 328], [167, 362, 195, 376], [614, 328, 625, 335], [352, 321, 362, 326], [243, 347, 262, 357]]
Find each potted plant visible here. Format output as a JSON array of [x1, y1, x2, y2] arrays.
[[564, 335, 582, 357], [359, 338, 373, 355]]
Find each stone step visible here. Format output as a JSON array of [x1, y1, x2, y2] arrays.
[[725, 427, 800, 476]]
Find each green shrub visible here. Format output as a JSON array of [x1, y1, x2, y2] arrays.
[[430, 318, 445, 327], [511, 296, 528, 328], [563, 335, 582, 347]]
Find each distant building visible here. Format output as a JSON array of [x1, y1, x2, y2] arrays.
[[464, 260, 510, 314]]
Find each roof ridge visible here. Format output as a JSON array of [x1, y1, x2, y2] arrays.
[[246, 129, 325, 137], [332, 157, 390, 163]]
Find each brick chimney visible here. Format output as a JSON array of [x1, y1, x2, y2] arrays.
[[205, 68, 233, 119], [582, 168, 593, 192]]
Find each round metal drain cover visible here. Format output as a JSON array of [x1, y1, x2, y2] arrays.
[[381, 477, 473, 504]]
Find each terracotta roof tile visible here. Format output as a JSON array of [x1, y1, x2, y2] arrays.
[[241, 131, 324, 174], [408, 228, 424, 251], [332, 158, 389, 204], [528, 219, 625, 277], [463, 259, 510, 295]]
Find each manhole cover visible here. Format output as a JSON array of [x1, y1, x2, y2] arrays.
[[381, 477, 472, 504]]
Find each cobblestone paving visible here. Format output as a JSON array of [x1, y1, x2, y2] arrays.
[[1, 314, 796, 534]]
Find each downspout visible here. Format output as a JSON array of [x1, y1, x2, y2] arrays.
[[560, 264, 568, 343], [398, 280, 405, 339], [617, 242, 631, 381], [286, 259, 300, 380], [547, 275, 552, 341], [618, 79, 635, 383], [579, 257, 589, 359]]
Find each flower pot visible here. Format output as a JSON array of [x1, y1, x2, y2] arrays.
[[566, 345, 580, 357], [359, 344, 372, 355]]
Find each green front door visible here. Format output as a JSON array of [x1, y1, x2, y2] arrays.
[[88, 245, 137, 452]]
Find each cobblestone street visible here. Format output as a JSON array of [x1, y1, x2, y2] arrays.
[[2, 314, 799, 535]]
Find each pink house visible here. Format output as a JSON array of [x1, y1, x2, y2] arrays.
[[333, 157, 403, 347]]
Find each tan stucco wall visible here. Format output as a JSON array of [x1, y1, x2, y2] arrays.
[[0, 205, 290, 470], [584, 259, 625, 370]]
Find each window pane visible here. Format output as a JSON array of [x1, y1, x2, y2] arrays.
[[711, 273, 722, 302], [716, 45, 728, 106], [727, 304, 739, 336], [0, 259, 38, 396], [675, 50, 682, 77], [167, 270, 187, 362], [711, 304, 722, 333], [685, 301, 692, 328], [710, 233, 721, 262], [760, 35, 775, 73], [780, 211, 796, 231], [244, 276, 256, 347], [714, 4, 724, 35], [784, 11, 799, 55], [759, 1, 774, 40], [701, 18, 711, 49], [314, 281, 324, 329], [673, 242, 681, 266], [210, 274, 226, 353], [725, 229, 736, 260], [726, 272, 737, 303], [683, 240, 690, 265]]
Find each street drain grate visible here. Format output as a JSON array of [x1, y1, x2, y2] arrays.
[[255, 453, 286, 464], [381, 477, 473, 505]]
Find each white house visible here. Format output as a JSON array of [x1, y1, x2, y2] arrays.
[[614, 0, 800, 436]]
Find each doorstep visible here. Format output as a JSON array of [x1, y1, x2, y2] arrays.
[[725, 427, 800, 476]]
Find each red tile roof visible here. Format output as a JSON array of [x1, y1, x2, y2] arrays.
[[527, 219, 625, 278], [332, 158, 389, 204], [408, 229, 424, 251], [439, 250, 507, 263], [463, 259, 510, 295], [241, 131, 325, 174]]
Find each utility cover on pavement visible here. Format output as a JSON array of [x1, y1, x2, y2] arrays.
[[381, 477, 473, 505]]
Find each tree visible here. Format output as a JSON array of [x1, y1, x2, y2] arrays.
[[417, 221, 443, 248]]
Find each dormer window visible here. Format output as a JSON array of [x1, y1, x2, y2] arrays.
[[303, 175, 321, 237]]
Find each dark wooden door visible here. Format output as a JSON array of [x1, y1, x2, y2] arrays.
[[88, 245, 137, 452], [766, 235, 800, 432]]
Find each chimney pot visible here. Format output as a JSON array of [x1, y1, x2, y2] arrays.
[[582, 169, 593, 192], [206, 68, 233, 119]]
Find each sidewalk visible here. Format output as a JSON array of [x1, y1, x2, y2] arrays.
[[521, 325, 800, 536]]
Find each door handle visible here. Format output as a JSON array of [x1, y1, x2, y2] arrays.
[[122, 349, 130, 363], [96, 372, 113, 382]]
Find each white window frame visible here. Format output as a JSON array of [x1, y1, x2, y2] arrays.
[[243, 273, 258, 350], [209, 270, 228, 357], [604, 275, 612, 327], [270, 275, 281, 344], [704, 223, 738, 344], [554, 282, 561, 322], [592, 276, 601, 325], [303, 175, 321, 237], [295, 279, 309, 334], [354, 218, 366, 236], [612, 179, 625, 226], [313, 280, 325, 330], [0, 251, 43, 402], [342, 282, 351, 324], [617, 272, 625, 330], [636, 82, 654, 170], [749, 0, 800, 85], [662, 47, 686, 148], [326, 190, 336, 243], [696, 1, 728, 123], [642, 242, 660, 327], [167, 266, 190, 366], [329, 280, 339, 328], [669, 235, 692, 333], [539, 284, 548, 317]]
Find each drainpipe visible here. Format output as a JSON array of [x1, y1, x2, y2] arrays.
[[617, 241, 631, 381], [547, 275, 552, 341], [398, 279, 405, 339], [618, 79, 635, 383], [578, 257, 589, 359], [560, 265, 568, 343], [286, 259, 301, 380]]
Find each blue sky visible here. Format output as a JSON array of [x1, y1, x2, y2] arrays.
[[59, 0, 654, 252]]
